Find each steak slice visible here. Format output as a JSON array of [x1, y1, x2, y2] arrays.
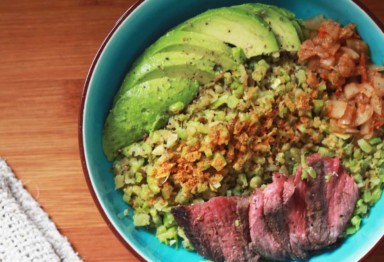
[[284, 175, 311, 260], [321, 155, 359, 240], [302, 160, 330, 249], [171, 196, 259, 262], [293, 153, 359, 251], [249, 189, 290, 261], [279, 154, 359, 258], [262, 174, 292, 258]]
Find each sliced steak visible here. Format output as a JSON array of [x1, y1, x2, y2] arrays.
[[270, 154, 358, 258], [171, 196, 259, 262], [172, 154, 359, 262], [262, 174, 292, 258], [302, 160, 330, 249], [284, 175, 311, 260], [321, 155, 359, 240], [249, 189, 290, 261], [293, 153, 359, 251]]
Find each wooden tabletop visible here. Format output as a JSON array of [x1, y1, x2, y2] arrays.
[[0, 0, 383, 261]]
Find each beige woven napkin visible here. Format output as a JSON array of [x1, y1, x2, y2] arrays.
[[0, 158, 82, 262]]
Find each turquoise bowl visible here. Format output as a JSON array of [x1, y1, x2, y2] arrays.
[[80, 0, 384, 261]]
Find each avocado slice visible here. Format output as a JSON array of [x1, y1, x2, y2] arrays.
[[114, 51, 216, 102], [103, 77, 200, 160], [291, 19, 304, 42], [262, 4, 305, 41], [232, 4, 301, 51], [113, 31, 240, 102], [140, 30, 239, 68], [264, 4, 296, 20], [176, 7, 279, 58]]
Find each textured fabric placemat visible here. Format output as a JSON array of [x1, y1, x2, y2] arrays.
[[0, 158, 83, 262]]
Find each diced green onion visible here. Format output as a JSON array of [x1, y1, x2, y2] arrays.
[[300, 154, 308, 180], [237, 173, 248, 188], [312, 99, 324, 114], [371, 187, 383, 204], [369, 137, 382, 145], [357, 138, 373, 153], [133, 213, 150, 227], [211, 152, 227, 171], [250, 176, 263, 189], [351, 215, 361, 227], [169, 101, 185, 114], [114, 175, 125, 189], [318, 147, 335, 157], [345, 226, 357, 235], [307, 167, 317, 178]]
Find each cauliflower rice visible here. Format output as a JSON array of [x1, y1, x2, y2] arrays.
[[111, 51, 384, 249]]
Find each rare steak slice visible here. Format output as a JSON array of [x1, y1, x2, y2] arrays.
[[262, 174, 292, 258], [283, 175, 311, 260], [265, 154, 359, 259], [171, 196, 259, 262], [302, 160, 330, 249], [293, 153, 359, 251], [315, 155, 359, 241], [249, 189, 291, 261]]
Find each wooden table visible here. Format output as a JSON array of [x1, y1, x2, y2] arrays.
[[0, 0, 382, 261]]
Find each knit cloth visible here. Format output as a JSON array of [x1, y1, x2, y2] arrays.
[[0, 159, 82, 262]]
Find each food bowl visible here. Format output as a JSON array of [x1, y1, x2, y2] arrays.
[[79, 0, 384, 261]]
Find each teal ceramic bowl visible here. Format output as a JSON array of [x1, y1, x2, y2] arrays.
[[80, 0, 384, 261]]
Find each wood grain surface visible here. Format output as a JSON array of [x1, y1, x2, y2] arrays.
[[0, 0, 382, 261]]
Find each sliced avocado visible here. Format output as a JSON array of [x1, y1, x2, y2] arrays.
[[263, 4, 305, 41], [114, 51, 216, 102], [176, 7, 279, 58], [140, 30, 239, 68], [232, 4, 301, 51], [291, 19, 304, 42], [113, 31, 240, 103], [264, 4, 296, 20], [127, 51, 216, 86], [103, 77, 199, 160]]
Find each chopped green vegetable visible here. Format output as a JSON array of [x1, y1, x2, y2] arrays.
[[357, 138, 373, 153], [133, 213, 150, 227], [110, 51, 384, 248]]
